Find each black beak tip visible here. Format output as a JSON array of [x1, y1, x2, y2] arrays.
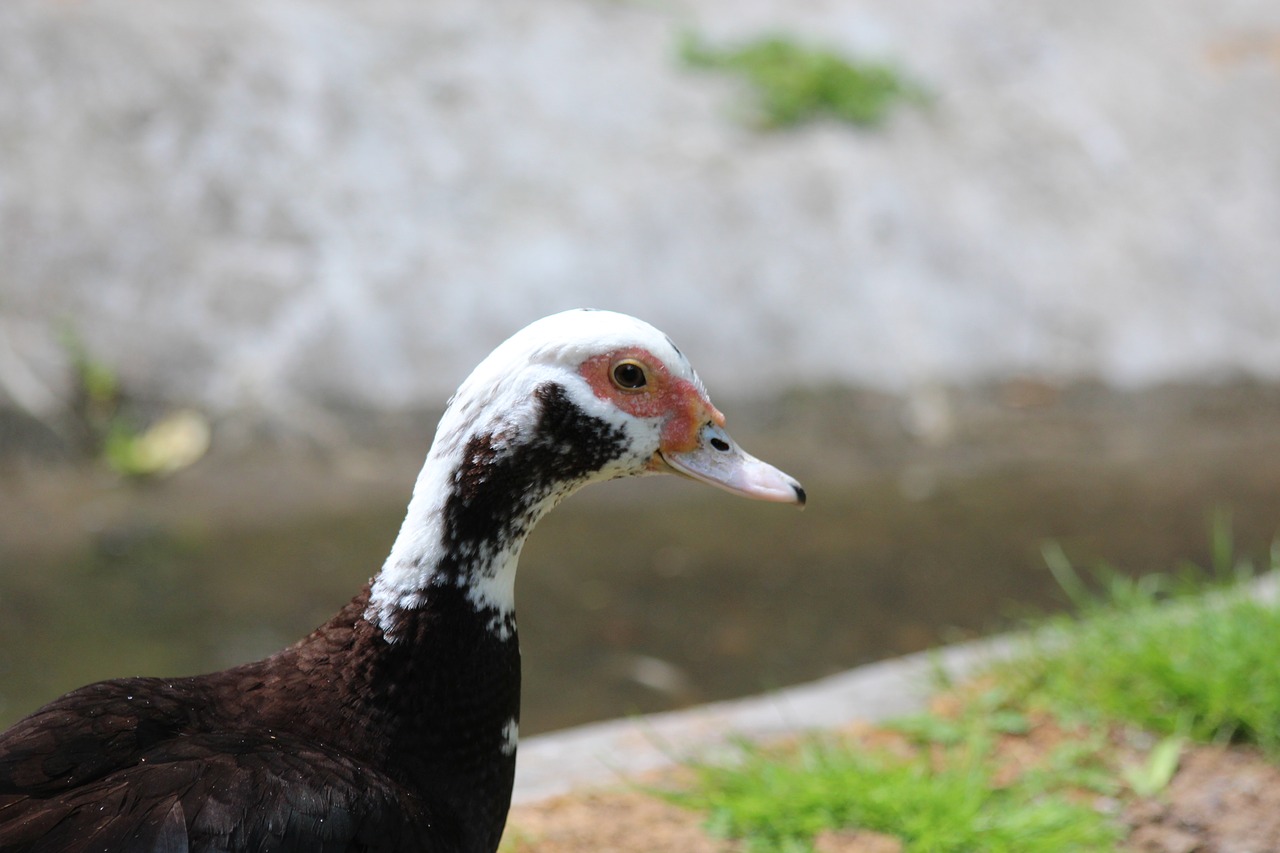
[[792, 483, 807, 508]]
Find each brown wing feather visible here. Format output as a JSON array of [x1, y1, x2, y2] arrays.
[[0, 683, 451, 852], [0, 677, 198, 795]]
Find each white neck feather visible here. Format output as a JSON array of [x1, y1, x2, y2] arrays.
[[365, 387, 536, 641], [364, 372, 618, 643]]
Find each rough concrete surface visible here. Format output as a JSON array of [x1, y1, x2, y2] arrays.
[[1, 0, 1277, 422], [513, 633, 1013, 802]]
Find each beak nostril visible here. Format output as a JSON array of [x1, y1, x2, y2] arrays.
[[710, 438, 731, 452]]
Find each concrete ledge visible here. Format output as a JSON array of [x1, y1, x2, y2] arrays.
[[513, 632, 1019, 803], [515, 574, 1278, 803]]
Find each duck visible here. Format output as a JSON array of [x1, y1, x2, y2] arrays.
[[0, 309, 804, 853]]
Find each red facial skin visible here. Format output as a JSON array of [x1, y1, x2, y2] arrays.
[[577, 347, 724, 456]]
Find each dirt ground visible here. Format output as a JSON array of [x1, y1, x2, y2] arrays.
[[1125, 746, 1280, 853], [506, 723, 1280, 853]]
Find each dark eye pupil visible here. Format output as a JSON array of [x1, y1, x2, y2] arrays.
[[613, 363, 646, 389]]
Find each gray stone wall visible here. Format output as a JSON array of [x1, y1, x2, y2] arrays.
[[1, 0, 1277, 419]]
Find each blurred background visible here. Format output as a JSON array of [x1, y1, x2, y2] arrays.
[[1, 0, 1278, 735]]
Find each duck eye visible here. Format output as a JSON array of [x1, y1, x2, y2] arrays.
[[611, 359, 648, 390]]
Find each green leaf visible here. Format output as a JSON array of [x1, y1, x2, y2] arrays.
[[1123, 736, 1184, 797]]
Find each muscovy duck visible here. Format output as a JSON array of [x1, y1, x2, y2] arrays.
[[0, 309, 804, 853]]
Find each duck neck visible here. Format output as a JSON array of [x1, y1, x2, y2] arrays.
[[318, 382, 630, 848], [367, 433, 555, 644], [367, 381, 633, 642]]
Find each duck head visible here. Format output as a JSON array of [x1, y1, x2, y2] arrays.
[[370, 309, 803, 640]]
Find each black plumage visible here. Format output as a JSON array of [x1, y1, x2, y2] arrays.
[[0, 583, 509, 852]]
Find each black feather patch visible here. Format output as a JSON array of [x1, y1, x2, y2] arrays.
[[440, 381, 628, 571]]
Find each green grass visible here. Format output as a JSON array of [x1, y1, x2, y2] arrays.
[[669, 524, 1279, 851], [996, 538, 1280, 753], [673, 687, 1122, 852], [680, 32, 925, 129], [673, 727, 1120, 852]]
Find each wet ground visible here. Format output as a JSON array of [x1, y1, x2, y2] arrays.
[[1, 381, 1279, 735]]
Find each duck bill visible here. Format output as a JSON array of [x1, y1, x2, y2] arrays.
[[656, 423, 806, 506]]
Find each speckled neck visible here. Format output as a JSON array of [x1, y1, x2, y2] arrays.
[[367, 382, 632, 642]]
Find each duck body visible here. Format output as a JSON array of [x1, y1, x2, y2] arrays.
[[0, 587, 518, 852], [0, 310, 803, 852]]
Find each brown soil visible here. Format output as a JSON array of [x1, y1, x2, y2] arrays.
[[505, 722, 1280, 853], [1125, 746, 1280, 852]]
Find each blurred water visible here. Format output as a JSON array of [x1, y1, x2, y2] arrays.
[[3, 410, 1278, 735]]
